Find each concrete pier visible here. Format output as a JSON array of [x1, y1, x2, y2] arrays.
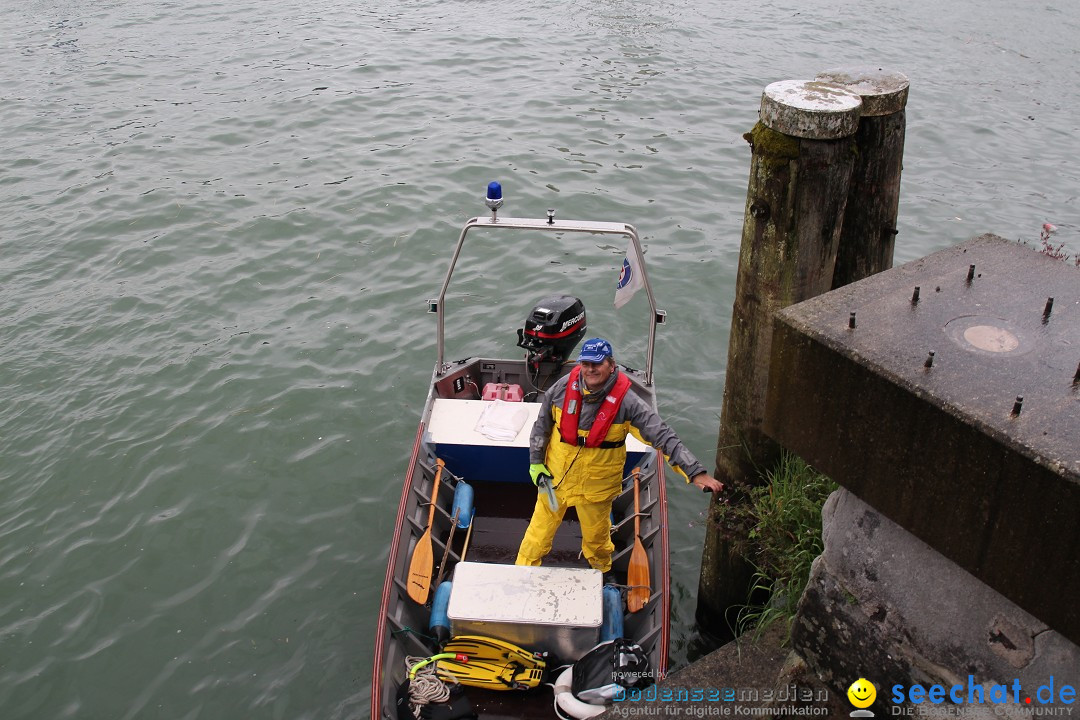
[[795, 488, 1080, 717], [764, 234, 1079, 642], [755, 233, 1080, 714], [689, 65, 1078, 718], [656, 234, 1078, 719]]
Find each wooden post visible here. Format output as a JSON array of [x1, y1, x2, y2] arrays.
[[818, 68, 909, 288], [714, 80, 862, 488], [699, 80, 862, 638]]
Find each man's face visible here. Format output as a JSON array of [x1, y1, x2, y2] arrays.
[[579, 358, 614, 391]]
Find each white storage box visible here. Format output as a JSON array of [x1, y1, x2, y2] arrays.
[[426, 398, 650, 484], [447, 562, 602, 660]]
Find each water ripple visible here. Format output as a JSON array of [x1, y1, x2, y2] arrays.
[[2, 0, 1080, 717]]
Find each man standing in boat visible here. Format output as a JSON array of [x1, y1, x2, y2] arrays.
[[516, 337, 724, 575]]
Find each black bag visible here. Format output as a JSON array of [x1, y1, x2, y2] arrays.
[[570, 638, 654, 704]]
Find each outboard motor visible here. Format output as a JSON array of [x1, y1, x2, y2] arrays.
[[517, 295, 587, 369]]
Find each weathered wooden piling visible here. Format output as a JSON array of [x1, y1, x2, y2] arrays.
[[700, 80, 863, 637], [712, 80, 862, 490], [818, 68, 910, 287]]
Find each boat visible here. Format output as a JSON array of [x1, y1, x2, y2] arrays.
[[372, 183, 673, 720]]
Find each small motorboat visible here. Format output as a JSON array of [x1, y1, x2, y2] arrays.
[[372, 184, 672, 720]]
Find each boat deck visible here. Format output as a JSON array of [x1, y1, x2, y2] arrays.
[[464, 480, 585, 566]]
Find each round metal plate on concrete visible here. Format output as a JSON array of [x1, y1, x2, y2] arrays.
[[816, 67, 910, 116], [759, 80, 863, 140], [944, 315, 1033, 357]]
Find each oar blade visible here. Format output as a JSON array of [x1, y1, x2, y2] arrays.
[[405, 460, 444, 605], [627, 539, 650, 613], [406, 531, 434, 603]]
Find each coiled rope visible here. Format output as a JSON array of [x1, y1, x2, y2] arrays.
[[405, 655, 451, 715]]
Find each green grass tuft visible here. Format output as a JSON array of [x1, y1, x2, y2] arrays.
[[711, 452, 838, 642]]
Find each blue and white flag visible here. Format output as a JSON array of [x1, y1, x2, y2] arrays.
[[614, 240, 644, 309]]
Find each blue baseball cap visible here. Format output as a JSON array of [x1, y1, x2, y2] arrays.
[[578, 337, 613, 363]]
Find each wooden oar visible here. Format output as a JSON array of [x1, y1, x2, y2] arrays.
[[432, 507, 461, 592], [406, 458, 444, 604], [627, 467, 650, 613]]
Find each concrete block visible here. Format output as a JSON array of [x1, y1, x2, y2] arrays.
[[765, 234, 1080, 643], [793, 490, 1080, 716]]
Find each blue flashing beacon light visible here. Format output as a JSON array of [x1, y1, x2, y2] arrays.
[[485, 181, 504, 219]]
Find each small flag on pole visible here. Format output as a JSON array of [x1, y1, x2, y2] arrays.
[[614, 240, 644, 309]]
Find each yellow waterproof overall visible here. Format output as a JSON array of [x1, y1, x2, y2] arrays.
[[515, 404, 632, 572]]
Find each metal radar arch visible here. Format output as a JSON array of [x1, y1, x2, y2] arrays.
[[428, 182, 666, 385]]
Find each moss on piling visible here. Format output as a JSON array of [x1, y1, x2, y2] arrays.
[[743, 121, 800, 167]]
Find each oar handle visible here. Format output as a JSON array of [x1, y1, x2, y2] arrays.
[[426, 459, 445, 527], [632, 468, 641, 534]]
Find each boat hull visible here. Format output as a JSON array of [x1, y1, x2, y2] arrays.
[[372, 357, 670, 719]]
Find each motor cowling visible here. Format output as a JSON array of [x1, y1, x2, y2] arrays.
[[517, 295, 586, 367]]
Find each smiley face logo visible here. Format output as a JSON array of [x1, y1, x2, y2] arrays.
[[847, 678, 877, 709]]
